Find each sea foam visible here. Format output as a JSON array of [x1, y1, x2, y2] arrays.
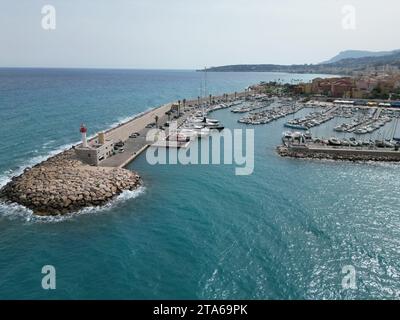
[[0, 187, 145, 224]]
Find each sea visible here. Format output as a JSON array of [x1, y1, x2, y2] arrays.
[[0, 68, 399, 299]]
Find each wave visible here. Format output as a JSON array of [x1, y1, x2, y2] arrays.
[[0, 201, 34, 222], [0, 102, 161, 187], [0, 108, 153, 221], [0, 141, 77, 189], [41, 140, 56, 148], [0, 106, 156, 189], [0, 187, 145, 223]]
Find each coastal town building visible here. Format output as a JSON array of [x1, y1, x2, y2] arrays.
[[75, 125, 114, 165], [294, 71, 400, 100]]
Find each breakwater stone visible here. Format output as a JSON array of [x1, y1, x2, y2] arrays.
[[276, 145, 400, 162], [0, 149, 141, 216]]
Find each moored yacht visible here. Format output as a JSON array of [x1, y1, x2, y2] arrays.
[[205, 118, 224, 130], [328, 137, 341, 146], [193, 125, 210, 137]]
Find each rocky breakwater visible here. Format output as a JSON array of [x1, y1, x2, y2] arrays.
[[276, 145, 400, 162], [0, 150, 141, 215]]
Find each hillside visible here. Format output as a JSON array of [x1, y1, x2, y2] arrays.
[[203, 50, 400, 74], [321, 49, 400, 64]]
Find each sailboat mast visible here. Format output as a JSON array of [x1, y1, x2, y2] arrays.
[[203, 66, 208, 116], [204, 66, 208, 99]]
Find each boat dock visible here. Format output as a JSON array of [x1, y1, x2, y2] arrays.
[[89, 91, 247, 168], [99, 105, 194, 168], [284, 105, 338, 130], [238, 101, 305, 125]]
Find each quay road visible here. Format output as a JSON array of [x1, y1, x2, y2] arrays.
[[99, 102, 201, 168], [97, 90, 248, 168]]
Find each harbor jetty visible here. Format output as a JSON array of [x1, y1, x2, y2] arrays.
[[277, 132, 400, 162], [0, 149, 141, 215], [3, 82, 400, 215], [0, 91, 247, 216], [277, 144, 400, 162]]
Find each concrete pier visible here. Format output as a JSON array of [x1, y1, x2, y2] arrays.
[[0, 91, 243, 215], [97, 91, 246, 168], [99, 103, 192, 167]]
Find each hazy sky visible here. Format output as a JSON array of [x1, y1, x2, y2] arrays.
[[1, 0, 399, 69]]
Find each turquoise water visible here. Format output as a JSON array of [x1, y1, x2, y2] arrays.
[[1, 69, 400, 299]]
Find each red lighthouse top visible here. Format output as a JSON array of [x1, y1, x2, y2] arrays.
[[80, 124, 87, 133]]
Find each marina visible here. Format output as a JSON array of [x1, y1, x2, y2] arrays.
[[80, 91, 400, 167], [333, 108, 394, 135], [278, 129, 400, 161], [238, 101, 305, 125], [3, 0, 400, 302], [231, 99, 272, 113], [2, 69, 400, 300], [79, 94, 239, 168], [283, 106, 338, 130]]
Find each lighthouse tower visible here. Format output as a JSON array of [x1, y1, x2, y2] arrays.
[[80, 124, 88, 148]]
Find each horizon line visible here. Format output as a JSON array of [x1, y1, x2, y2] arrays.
[[0, 66, 199, 71]]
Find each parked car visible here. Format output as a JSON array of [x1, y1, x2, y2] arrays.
[[119, 148, 125, 153], [115, 141, 125, 148]]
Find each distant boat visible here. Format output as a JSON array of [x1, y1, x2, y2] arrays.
[[328, 137, 341, 146], [194, 126, 210, 137], [284, 123, 308, 130], [205, 118, 221, 129], [334, 125, 344, 132]]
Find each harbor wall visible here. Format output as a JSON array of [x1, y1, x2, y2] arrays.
[[98, 90, 247, 144], [103, 103, 173, 143], [278, 145, 400, 161]]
